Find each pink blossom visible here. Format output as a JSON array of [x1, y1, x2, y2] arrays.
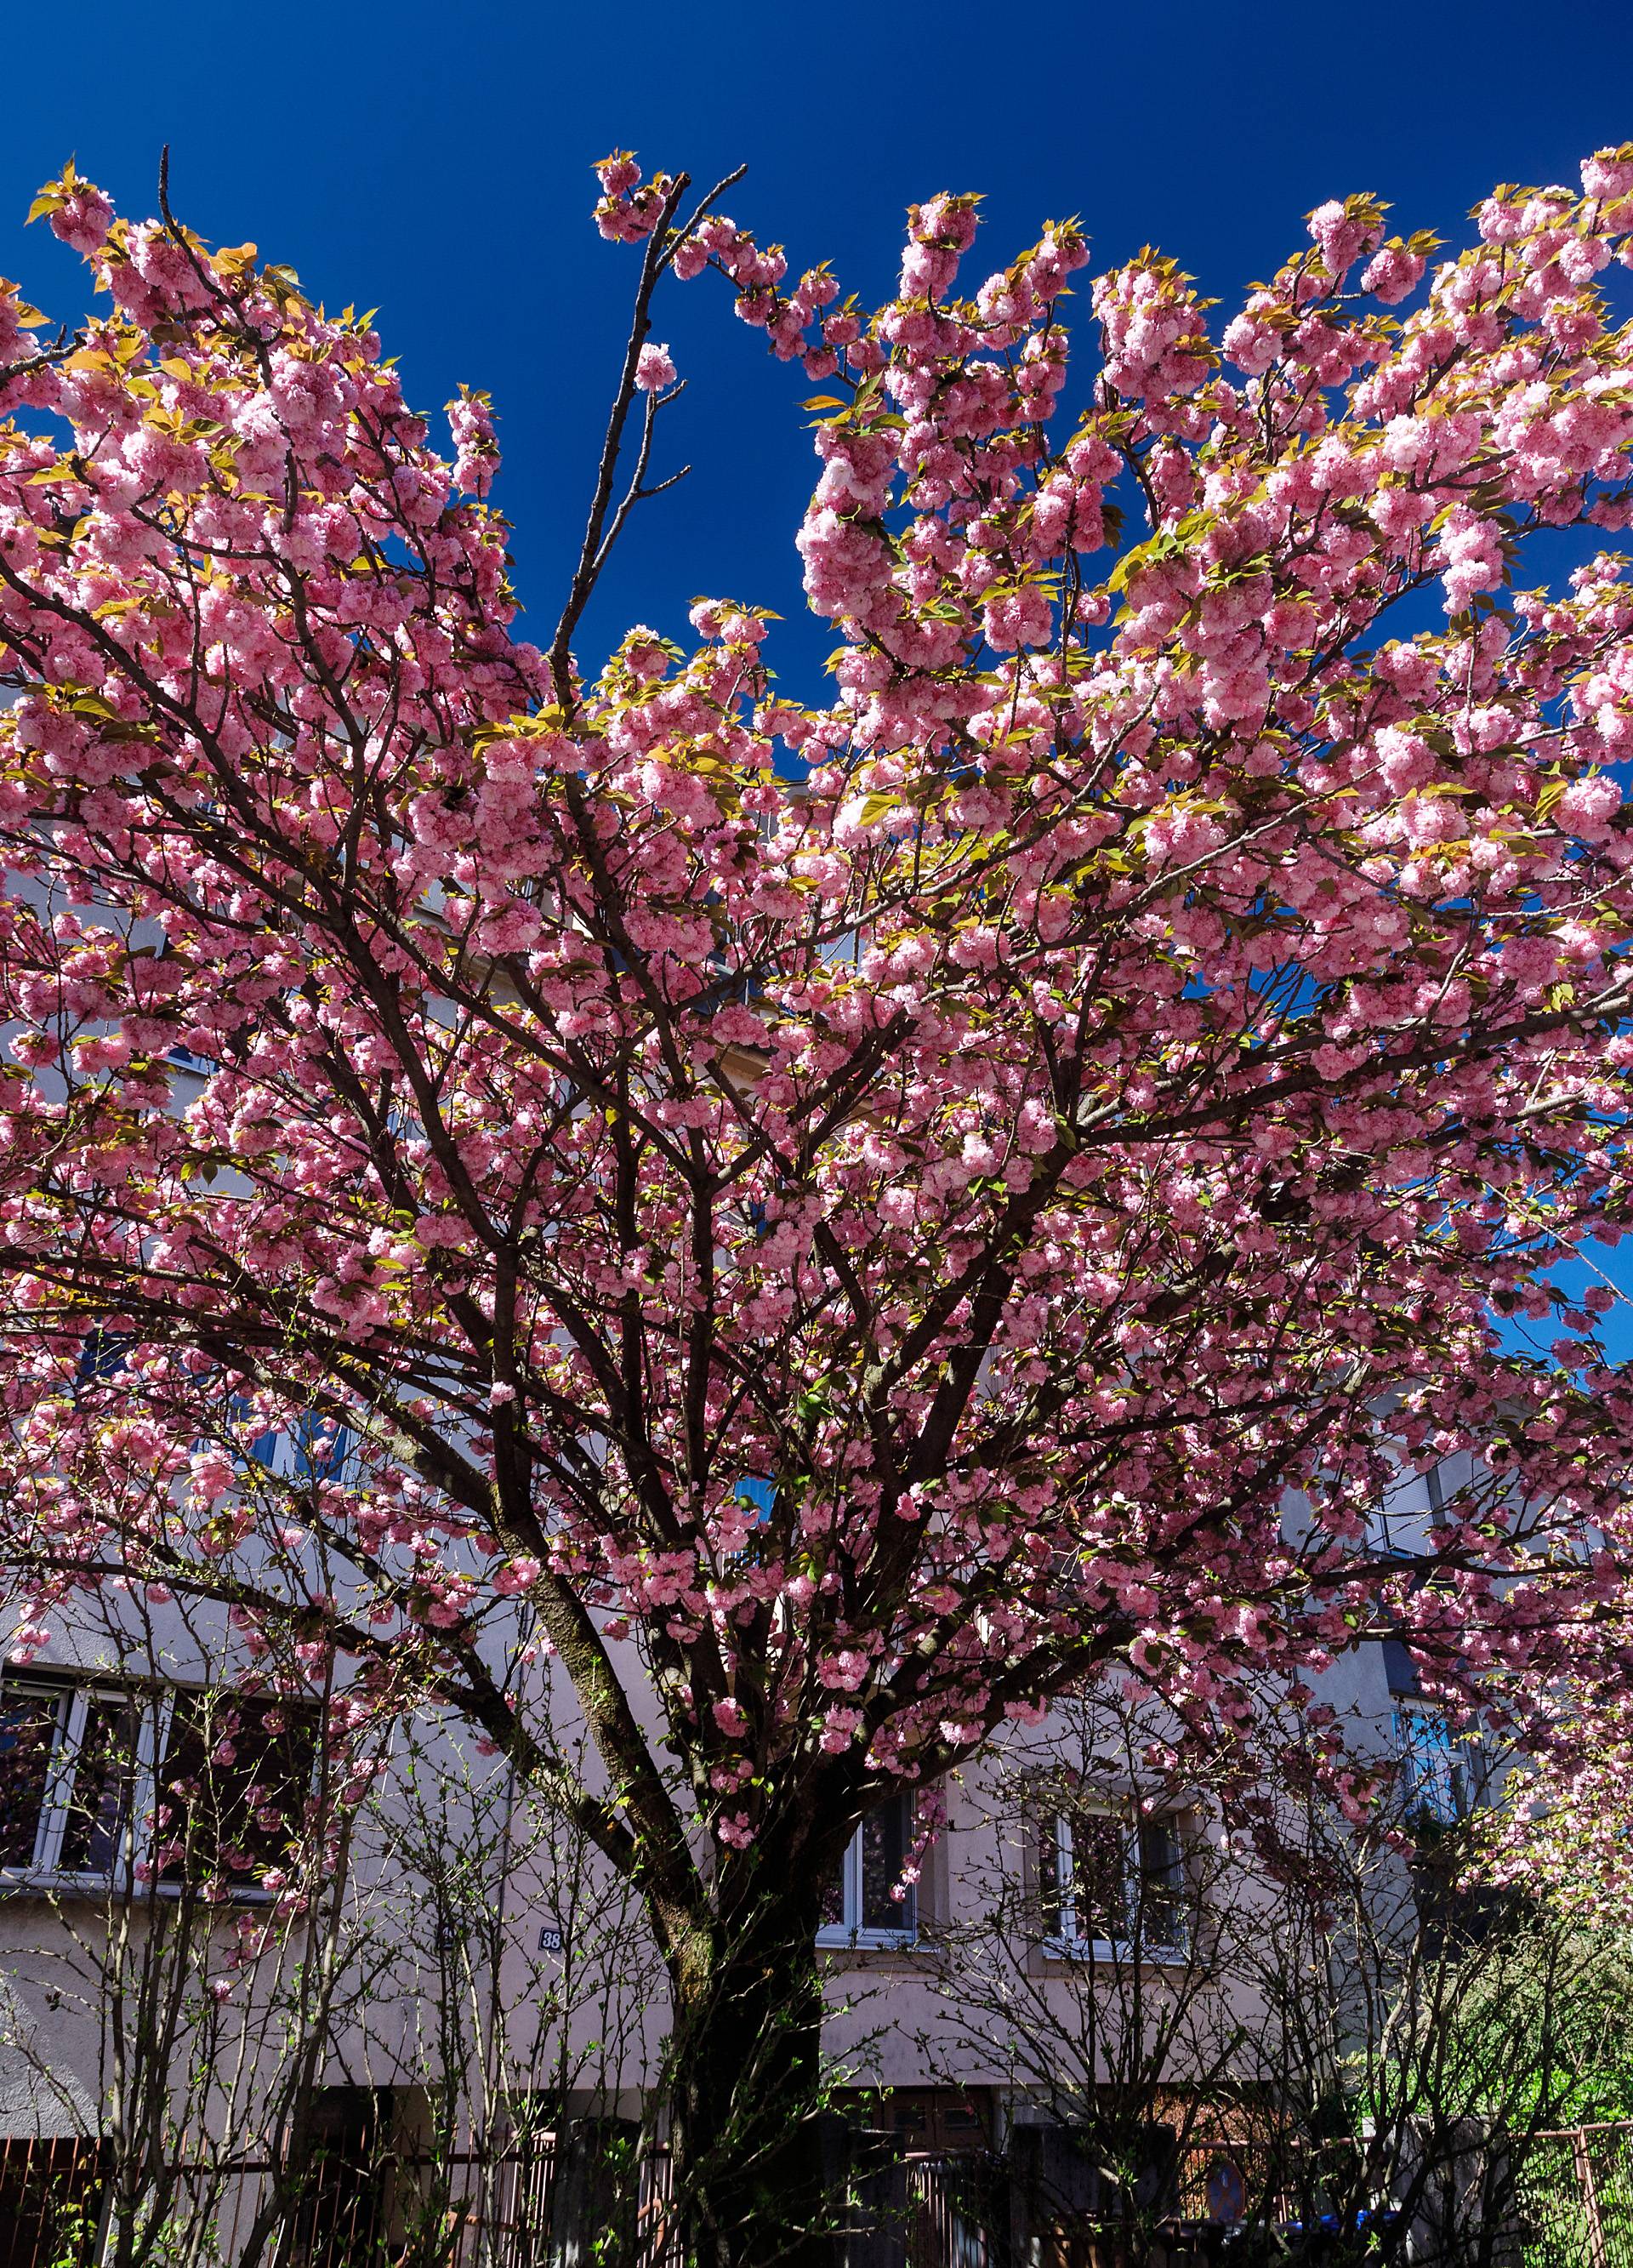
[[635, 343, 676, 393], [1361, 245, 1426, 305], [1556, 773, 1622, 838], [819, 1707, 863, 1752]]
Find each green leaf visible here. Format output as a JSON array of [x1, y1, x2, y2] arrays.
[[856, 792, 902, 827]]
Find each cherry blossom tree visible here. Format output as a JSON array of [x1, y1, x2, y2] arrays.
[[4, 140, 1633, 2262], [1480, 1675, 1633, 1922]]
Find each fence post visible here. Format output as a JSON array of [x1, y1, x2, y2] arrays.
[[1572, 2128, 1608, 2268]]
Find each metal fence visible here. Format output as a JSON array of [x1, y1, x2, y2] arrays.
[[0, 2133, 573, 2268], [0, 2136, 105, 2268], [4, 2120, 1631, 2268], [0, 2133, 1253, 2268], [1516, 2124, 1633, 2268], [0, 2137, 988, 2268]]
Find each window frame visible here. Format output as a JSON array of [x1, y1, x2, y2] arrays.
[[0, 1677, 321, 1899], [816, 1792, 919, 1952], [1039, 1799, 1190, 1964], [151, 1688, 322, 1894], [0, 1678, 159, 1891]]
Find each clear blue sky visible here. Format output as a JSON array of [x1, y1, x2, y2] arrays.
[[6, 0, 1632, 692], [6, 0, 1633, 1357]]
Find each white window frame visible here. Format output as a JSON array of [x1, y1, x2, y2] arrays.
[[0, 1680, 320, 1899], [1042, 1802, 1189, 1963], [0, 1680, 161, 1891], [816, 1795, 919, 1951]]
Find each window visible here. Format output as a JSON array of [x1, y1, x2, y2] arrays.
[[166, 1043, 218, 1077], [1039, 1803, 1187, 1958], [155, 1692, 319, 1885], [226, 1400, 356, 1484], [1394, 1704, 1480, 1827], [733, 1477, 775, 1520], [281, 1411, 356, 1484], [75, 1330, 129, 1390], [0, 1681, 319, 1891], [818, 1792, 917, 1947], [722, 1477, 775, 1575], [0, 1684, 144, 1881]]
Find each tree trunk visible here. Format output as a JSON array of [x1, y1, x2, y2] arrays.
[[664, 1877, 839, 2268]]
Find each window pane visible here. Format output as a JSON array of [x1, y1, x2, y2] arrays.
[[226, 1394, 281, 1470], [0, 1691, 61, 1867], [858, 1794, 914, 1934], [1038, 1816, 1069, 1940], [59, 1698, 139, 1876], [158, 1694, 317, 1883], [1069, 1812, 1131, 1944], [76, 1331, 128, 1387], [289, 1414, 353, 1483], [1397, 1707, 1467, 1826], [1135, 1818, 1186, 1951], [818, 1859, 847, 1932]]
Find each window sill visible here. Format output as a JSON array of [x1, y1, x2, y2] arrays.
[[1042, 1936, 1189, 1967], [817, 1929, 921, 1957], [0, 1872, 120, 1897], [0, 1872, 272, 1905]]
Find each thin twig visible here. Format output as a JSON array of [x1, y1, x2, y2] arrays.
[[590, 383, 691, 582], [548, 172, 691, 704], [661, 164, 748, 276]]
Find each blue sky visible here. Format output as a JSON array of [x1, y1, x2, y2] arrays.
[[6, 0, 1632, 690], [5, 0, 1633, 1359]]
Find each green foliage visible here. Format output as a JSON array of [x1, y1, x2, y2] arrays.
[[1471, 1925, 1633, 2128]]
